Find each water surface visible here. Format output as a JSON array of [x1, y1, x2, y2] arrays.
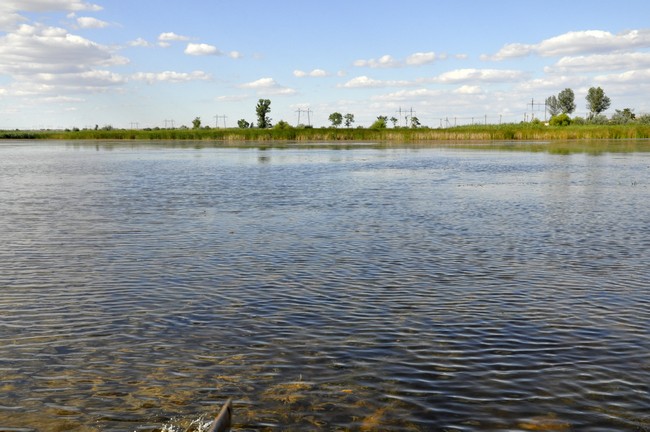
[[1, 141, 649, 431]]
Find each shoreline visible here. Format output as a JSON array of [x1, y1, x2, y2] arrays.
[[3, 123, 650, 142]]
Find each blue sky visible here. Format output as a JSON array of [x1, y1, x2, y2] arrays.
[[2, 0, 650, 129]]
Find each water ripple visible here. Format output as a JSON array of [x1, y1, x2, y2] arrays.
[[1, 143, 649, 431]]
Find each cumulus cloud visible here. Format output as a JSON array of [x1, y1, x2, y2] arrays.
[[486, 29, 650, 60], [4, 24, 128, 72], [293, 69, 329, 78], [406, 52, 444, 66], [0, 23, 128, 95], [76, 16, 109, 28], [453, 85, 482, 95], [158, 32, 190, 42], [434, 68, 526, 83], [341, 75, 411, 88], [4, 0, 102, 12], [354, 54, 400, 68], [371, 88, 442, 102], [0, 0, 102, 30], [549, 52, 650, 73], [157, 31, 190, 47], [354, 52, 448, 69], [131, 71, 211, 84], [185, 43, 221, 56], [128, 37, 151, 47], [239, 77, 296, 95]]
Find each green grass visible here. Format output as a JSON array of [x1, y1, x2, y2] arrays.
[[4, 123, 650, 143]]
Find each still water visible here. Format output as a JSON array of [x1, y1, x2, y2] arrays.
[[1, 141, 649, 431]]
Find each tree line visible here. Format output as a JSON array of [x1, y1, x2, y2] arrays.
[[544, 86, 644, 125], [186, 92, 645, 131]]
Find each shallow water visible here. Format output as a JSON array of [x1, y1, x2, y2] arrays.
[[1, 141, 649, 431]]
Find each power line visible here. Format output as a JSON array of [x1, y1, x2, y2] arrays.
[[214, 115, 227, 128], [295, 108, 313, 126]]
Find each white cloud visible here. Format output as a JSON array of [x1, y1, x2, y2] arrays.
[[239, 77, 296, 95], [371, 88, 442, 102], [406, 52, 440, 66], [158, 32, 190, 42], [293, 69, 329, 78], [216, 94, 248, 102], [595, 69, 650, 84], [228, 51, 243, 59], [131, 70, 211, 84], [128, 37, 151, 47], [549, 52, 650, 73], [76, 16, 109, 28], [0, 0, 102, 30], [486, 29, 650, 60], [435, 68, 526, 83], [453, 85, 482, 95], [354, 54, 400, 69], [341, 75, 411, 88], [4, 0, 102, 12], [185, 43, 221, 56], [0, 23, 128, 94]]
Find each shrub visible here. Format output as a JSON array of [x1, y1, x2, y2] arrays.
[[549, 113, 572, 126]]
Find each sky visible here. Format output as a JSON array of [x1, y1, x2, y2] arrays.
[[2, 0, 650, 129]]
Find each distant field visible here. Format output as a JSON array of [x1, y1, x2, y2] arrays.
[[3, 123, 650, 142]]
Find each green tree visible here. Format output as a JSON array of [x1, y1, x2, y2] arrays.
[[610, 108, 635, 124], [558, 88, 576, 114], [273, 120, 292, 129], [586, 86, 611, 118], [390, 116, 398, 128], [344, 113, 355, 128], [192, 117, 201, 129], [328, 112, 343, 128], [549, 113, 572, 126], [237, 119, 250, 129], [410, 116, 421, 128], [370, 116, 388, 129], [255, 99, 272, 128], [545, 95, 561, 117]]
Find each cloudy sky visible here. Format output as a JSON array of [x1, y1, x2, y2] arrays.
[[2, 0, 650, 129]]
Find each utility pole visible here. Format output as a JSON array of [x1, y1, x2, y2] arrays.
[[214, 115, 227, 128], [397, 107, 415, 127], [529, 98, 546, 121], [130, 122, 139, 129], [295, 108, 312, 126]]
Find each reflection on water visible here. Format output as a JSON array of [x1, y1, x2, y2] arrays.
[[1, 141, 649, 431]]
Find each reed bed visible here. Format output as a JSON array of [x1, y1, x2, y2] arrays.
[[3, 123, 650, 142]]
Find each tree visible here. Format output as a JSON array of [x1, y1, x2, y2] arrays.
[[344, 113, 355, 128], [390, 116, 398, 128], [192, 117, 201, 129], [410, 116, 421, 128], [586, 86, 611, 118], [255, 99, 272, 128], [237, 119, 250, 129], [370, 116, 387, 129], [549, 113, 572, 126], [557, 88, 576, 114], [610, 108, 635, 124], [328, 112, 343, 128], [545, 95, 561, 117], [273, 120, 292, 129]]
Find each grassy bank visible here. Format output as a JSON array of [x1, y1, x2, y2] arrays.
[[4, 123, 650, 142]]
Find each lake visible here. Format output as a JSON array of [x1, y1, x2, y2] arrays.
[[1, 141, 649, 431]]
